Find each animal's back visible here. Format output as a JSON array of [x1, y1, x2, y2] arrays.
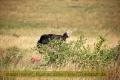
[[37, 30, 72, 48], [39, 34, 50, 44], [48, 34, 62, 40]]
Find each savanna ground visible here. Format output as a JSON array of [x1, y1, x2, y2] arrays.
[[0, 0, 120, 80]]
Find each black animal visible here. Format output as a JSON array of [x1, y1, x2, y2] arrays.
[[37, 30, 72, 48]]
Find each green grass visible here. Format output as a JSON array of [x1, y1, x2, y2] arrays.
[[0, 0, 120, 80]]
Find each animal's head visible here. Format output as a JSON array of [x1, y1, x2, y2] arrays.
[[66, 30, 72, 37], [62, 30, 72, 40]]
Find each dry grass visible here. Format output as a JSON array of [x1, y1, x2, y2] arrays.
[[0, 0, 120, 80]]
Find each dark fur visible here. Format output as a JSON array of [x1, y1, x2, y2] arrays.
[[37, 32, 69, 48]]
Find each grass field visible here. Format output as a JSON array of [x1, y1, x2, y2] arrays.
[[0, 0, 120, 80]]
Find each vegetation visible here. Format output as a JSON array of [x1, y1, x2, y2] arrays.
[[1, 36, 120, 80], [37, 36, 119, 70], [0, 0, 120, 80]]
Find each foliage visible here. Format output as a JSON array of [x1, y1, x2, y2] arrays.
[[1, 36, 119, 80], [37, 35, 120, 69]]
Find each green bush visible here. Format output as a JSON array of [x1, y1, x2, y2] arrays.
[[36, 35, 120, 69], [37, 39, 71, 67]]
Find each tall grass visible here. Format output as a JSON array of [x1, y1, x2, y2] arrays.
[[1, 35, 119, 80], [0, 0, 120, 80]]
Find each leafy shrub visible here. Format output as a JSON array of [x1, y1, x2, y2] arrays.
[[36, 35, 120, 70], [37, 39, 71, 67]]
